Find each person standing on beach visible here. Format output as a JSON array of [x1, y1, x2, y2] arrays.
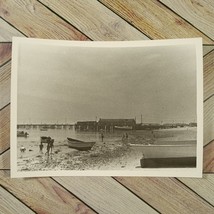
[[125, 133, 128, 139], [39, 143, 44, 153], [46, 137, 51, 156], [101, 133, 104, 142], [49, 139, 54, 154]]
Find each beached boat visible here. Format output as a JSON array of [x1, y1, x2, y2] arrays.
[[17, 131, 29, 137], [129, 142, 197, 168], [129, 143, 196, 158], [67, 137, 95, 151], [114, 126, 133, 130]]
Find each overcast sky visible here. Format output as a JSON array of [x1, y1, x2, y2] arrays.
[[17, 40, 197, 124]]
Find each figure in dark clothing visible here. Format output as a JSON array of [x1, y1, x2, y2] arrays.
[[39, 143, 44, 153], [101, 133, 104, 142], [46, 137, 51, 156], [125, 133, 128, 139], [49, 139, 54, 154]]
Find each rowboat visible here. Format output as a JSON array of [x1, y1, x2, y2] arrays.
[[129, 142, 197, 168], [40, 126, 48, 131], [114, 126, 132, 130], [129, 142, 196, 158], [67, 137, 95, 151], [17, 131, 29, 137]]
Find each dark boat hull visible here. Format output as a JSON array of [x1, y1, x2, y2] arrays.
[[67, 137, 95, 151], [17, 131, 29, 137], [140, 157, 196, 168]]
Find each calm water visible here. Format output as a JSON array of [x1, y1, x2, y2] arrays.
[[17, 126, 197, 145]]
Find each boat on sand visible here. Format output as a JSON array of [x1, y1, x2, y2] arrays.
[[67, 137, 95, 151], [17, 131, 29, 137]]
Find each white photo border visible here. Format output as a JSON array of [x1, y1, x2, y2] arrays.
[[11, 37, 203, 178]]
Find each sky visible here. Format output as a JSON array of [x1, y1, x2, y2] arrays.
[[17, 40, 197, 124]]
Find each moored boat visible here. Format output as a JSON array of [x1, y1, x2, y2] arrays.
[[67, 137, 95, 151], [17, 131, 29, 137], [40, 126, 48, 131], [114, 126, 132, 130]]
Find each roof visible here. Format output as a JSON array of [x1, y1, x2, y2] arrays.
[[98, 118, 136, 124]]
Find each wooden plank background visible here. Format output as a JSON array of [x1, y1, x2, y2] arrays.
[[0, 0, 214, 213]]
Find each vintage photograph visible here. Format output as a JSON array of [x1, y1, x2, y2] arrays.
[[11, 38, 203, 177]]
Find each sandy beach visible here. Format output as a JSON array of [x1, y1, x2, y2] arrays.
[[17, 138, 143, 171]]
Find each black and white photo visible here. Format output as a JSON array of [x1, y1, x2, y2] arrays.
[[11, 38, 203, 177]]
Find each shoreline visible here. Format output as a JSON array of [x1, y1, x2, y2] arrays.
[[17, 127, 197, 171]]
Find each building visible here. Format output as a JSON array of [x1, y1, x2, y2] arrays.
[[75, 121, 98, 131], [98, 118, 136, 131]]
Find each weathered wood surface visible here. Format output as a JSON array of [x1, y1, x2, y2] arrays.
[[159, 0, 214, 40], [204, 50, 214, 101], [40, 0, 148, 41], [0, 0, 214, 213], [204, 96, 214, 146], [0, 61, 11, 109], [0, 149, 9, 169], [204, 140, 214, 172], [0, 18, 24, 42], [115, 177, 214, 214], [179, 174, 214, 205], [0, 171, 96, 214], [203, 46, 214, 56], [0, 105, 10, 154], [54, 177, 158, 214], [0, 186, 35, 214], [0, 0, 88, 41], [0, 43, 11, 65], [99, 0, 214, 44]]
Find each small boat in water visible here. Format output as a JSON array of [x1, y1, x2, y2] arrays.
[[114, 126, 132, 130], [40, 126, 48, 131], [67, 137, 95, 151], [17, 131, 29, 137]]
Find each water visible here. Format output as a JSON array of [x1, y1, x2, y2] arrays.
[[17, 126, 197, 145]]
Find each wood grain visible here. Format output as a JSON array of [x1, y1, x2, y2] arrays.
[[160, 0, 214, 40], [0, 186, 35, 214], [0, 18, 24, 42], [203, 45, 214, 56], [0, 105, 10, 154], [114, 177, 214, 214], [53, 177, 158, 214], [179, 174, 214, 205], [40, 0, 148, 41], [0, 43, 11, 66], [0, 61, 10, 109], [99, 0, 213, 44], [204, 96, 214, 146], [204, 50, 214, 101], [0, 149, 9, 169], [0, 0, 88, 41], [203, 140, 214, 172], [0, 171, 96, 214]]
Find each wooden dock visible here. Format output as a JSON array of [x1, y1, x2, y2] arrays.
[[0, 0, 214, 213]]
